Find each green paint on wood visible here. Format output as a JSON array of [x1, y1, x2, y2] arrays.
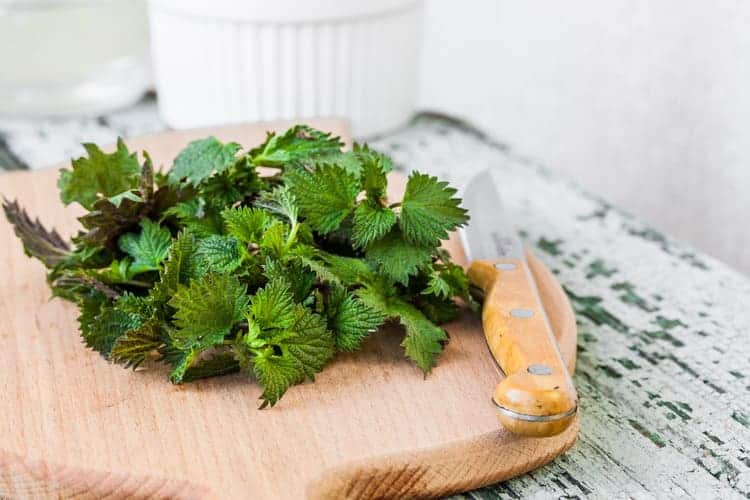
[[615, 357, 640, 370], [702, 431, 724, 446], [641, 329, 685, 348], [731, 410, 750, 429], [597, 364, 623, 379], [577, 201, 611, 221], [611, 281, 659, 312], [537, 237, 563, 256], [654, 316, 687, 330], [625, 225, 710, 270], [657, 401, 692, 421], [565, 287, 629, 333], [628, 419, 666, 448], [585, 259, 618, 280]]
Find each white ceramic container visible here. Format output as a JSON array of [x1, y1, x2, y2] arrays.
[[147, 0, 422, 137]]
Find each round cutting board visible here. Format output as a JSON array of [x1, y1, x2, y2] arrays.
[[0, 120, 578, 499]]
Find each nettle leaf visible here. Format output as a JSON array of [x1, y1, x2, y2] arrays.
[[256, 186, 298, 225], [181, 352, 240, 382], [285, 164, 360, 234], [168, 273, 249, 350], [399, 172, 469, 247], [77, 195, 145, 248], [299, 250, 375, 287], [249, 278, 295, 331], [365, 229, 433, 285], [168, 137, 241, 187], [355, 144, 392, 200], [325, 287, 385, 351], [110, 319, 162, 369], [199, 159, 261, 207], [2, 198, 71, 268], [194, 235, 243, 274], [259, 221, 289, 259], [59, 138, 141, 210], [250, 305, 335, 407], [251, 125, 343, 167], [263, 258, 315, 303], [352, 200, 397, 249], [163, 199, 222, 238], [222, 207, 270, 244], [358, 286, 448, 373], [280, 305, 335, 379], [167, 347, 198, 384], [4, 123, 473, 408], [80, 298, 143, 359], [252, 350, 304, 408], [423, 261, 470, 301], [118, 219, 172, 275], [152, 230, 198, 302]]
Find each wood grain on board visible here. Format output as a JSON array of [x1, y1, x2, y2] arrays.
[[0, 120, 578, 499]]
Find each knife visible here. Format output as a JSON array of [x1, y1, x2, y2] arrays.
[[460, 170, 577, 437]]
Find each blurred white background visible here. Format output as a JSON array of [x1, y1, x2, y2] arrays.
[[419, 0, 750, 275]]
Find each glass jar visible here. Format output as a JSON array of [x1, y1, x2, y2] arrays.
[[0, 0, 151, 116]]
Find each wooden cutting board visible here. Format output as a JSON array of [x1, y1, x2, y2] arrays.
[[0, 120, 578, 500]]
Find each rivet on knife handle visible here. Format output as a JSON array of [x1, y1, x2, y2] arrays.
[[468, 256, 578, 437]]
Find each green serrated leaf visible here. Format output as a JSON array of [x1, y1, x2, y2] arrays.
[[352, 200, 397, 248], [256, 186, 298, 225], [357, 286, 448, 373], [168, 137, 241, 187], [168, 348, 198, 384], [252, 350, 304, 408], [414, 295, 460, 324], [365, 229, 433, 285], [285, 164, 360, 234], [110, 319, 162, 369], [59, 138, 141, 210], [355, 143, 392, 200], [222, 206, 270, 244], [249, 278, 295, 331], [152, 230, 198, 302], [263, 258, 315, 303], [399, 171, 469, 247], [326, 287, 385, 351], [76, 191, 145, 249], [182, 352, 240, 382], [194, 235, 243, 274], [280, 305, 335, 379], [299, 249, 375, 287], [80, 300, 142, 359], [118, 219, 172, 275], [423, 261, 470, 300], [2, 198, 71, 268], [258, 221, 289, 259], [251, 125, 343, 167], [168, 273, 249, 350], [108, 190, 143, 207]]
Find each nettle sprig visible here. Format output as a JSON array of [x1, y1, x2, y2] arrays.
[[3, 126, 471, 407]]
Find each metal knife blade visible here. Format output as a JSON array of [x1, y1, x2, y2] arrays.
[[459, 170, 524, 263]]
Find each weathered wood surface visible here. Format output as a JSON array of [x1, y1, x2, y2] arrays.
[[2, 103, 749, 498]]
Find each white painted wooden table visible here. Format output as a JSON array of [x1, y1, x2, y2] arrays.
[[1, 98, 749, 499]]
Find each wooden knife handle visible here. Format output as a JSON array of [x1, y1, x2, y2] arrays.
[[467, 256, 577, 437]]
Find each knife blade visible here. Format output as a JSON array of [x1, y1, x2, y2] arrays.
[[460, 169, 577, 437]]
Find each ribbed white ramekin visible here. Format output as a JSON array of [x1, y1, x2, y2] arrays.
[[147, 0, 422, 137]]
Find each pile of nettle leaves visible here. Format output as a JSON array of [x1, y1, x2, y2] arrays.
[[3, 126, 472, 407]]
